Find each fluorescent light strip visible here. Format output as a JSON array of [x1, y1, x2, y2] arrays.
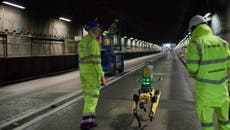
[[2, 1, 25, 9], [59, 17, 71, 22]]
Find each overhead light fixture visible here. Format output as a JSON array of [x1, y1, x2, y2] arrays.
[[2, 1, 25, 9], [59, 17, 71, 22]]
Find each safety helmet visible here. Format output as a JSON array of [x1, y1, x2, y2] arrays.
[[84, 21, 100, 31], [189, 15, 207, 31]]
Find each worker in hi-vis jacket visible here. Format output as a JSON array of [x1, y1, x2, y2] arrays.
[[186, 15, 230, 130], [79, 21, 106, 130]]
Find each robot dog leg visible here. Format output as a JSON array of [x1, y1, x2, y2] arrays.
[[132, 94, 142, 128], [149, 89, 161, 121]]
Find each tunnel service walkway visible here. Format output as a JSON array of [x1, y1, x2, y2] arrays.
[[0, 53, 203, 130]]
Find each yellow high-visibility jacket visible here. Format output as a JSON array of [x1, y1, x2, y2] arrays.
[[186, 24, 230, 106], [78, 34, 104, 89]]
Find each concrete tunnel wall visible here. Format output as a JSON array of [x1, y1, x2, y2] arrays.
[[0, 4, 82, 57], [0, 52, 158, 87], [0, 3, 159, 86], [0, 5, 81, 39], [211, 4, 230, 42]]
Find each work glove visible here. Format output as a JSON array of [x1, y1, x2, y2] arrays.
[[101, 76, 107, 86]]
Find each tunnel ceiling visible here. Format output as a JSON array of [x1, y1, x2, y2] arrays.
[[7, 0, 230, 44]]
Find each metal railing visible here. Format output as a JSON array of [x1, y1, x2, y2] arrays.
[[0, 33, 79, 58]]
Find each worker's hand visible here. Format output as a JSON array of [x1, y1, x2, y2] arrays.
[[101, 76, 107, 86]]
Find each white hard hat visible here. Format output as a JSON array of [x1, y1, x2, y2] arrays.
[[189, 15, 207, 31]]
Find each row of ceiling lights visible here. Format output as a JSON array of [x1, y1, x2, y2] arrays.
[[2, 1, 71, 22], [2, 1, 159, 45]]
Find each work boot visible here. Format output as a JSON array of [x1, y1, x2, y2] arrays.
[[80, 114, 97, 130], [80, 121, 97, 130], [82, 115, 95, 120]]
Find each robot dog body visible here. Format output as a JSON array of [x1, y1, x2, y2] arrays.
[[132, 62, 161, 128]]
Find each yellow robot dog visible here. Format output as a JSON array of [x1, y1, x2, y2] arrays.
[[132, 62, 161, 128]]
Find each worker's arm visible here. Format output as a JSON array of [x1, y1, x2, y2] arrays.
[[186, 41, 201, 77], [224, 41, 230, 69], [91, 39, 106, 85]]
